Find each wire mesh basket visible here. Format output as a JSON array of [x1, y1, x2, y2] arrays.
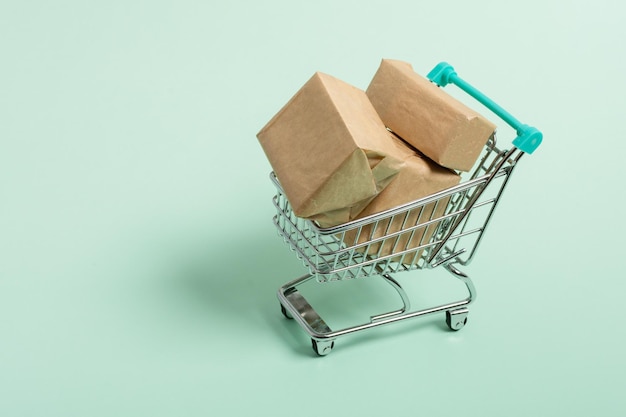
[[272, 135, 517, 282]]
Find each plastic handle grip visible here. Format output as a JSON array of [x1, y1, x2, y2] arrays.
[[427, 62, 542, 154]]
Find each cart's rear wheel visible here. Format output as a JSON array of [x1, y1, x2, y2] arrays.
[[312, 339, 334, 356], [446, 308, 469, 331], [280, 304, 293, 319]]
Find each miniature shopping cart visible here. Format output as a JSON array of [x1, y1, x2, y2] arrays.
[[271, 62, 543, 355]]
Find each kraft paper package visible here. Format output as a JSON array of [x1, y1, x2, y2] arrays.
[[258, 66, 460, 263], [366, 59, 496, 172], [344, 133, 461, 259], [257, 72, 405, 227]]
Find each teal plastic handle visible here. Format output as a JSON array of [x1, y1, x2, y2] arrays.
[[427, 62, 542, 154]]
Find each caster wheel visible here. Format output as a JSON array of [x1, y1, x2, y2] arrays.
[[280, 304, 293, 319], [446, 308, 469, 331], [311, 339, 334, 356]]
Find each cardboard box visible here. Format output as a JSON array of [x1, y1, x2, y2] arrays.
[[257, 72, 404, 226], [366, 59, 496, 172], [344, 133, 461, 259]]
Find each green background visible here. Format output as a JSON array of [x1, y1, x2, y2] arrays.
[[2, 1, 624, 415]]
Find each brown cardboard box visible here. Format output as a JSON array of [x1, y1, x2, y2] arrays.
[[367, 59, 496, 172], [344, 133, 461, 259], [257, 72, 404, 226]]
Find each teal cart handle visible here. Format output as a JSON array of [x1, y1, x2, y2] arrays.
[[427, 62, 542, 154]]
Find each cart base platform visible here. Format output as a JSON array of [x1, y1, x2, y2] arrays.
[[277, 263, 476, 356]]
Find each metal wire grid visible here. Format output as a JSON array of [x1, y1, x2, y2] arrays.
[[271, 135, 515, 282]]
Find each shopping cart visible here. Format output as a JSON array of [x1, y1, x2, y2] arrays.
[[271, 62, 542, 355]]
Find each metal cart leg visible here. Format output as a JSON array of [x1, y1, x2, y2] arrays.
[[277, 264, 477, 355], [443, 263, 476, 331], [278, 274, 337, 356], [369, 274, 410, 322]]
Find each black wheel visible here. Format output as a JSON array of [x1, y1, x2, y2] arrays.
[[446, 310, 468, 331], [280, 304, 293, 319], [311, 339, 334, 356]]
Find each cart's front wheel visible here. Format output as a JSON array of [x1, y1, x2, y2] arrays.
[[446, 308, 469, 331], [280, 304, 293, 319], [312, 339, 334, 356]]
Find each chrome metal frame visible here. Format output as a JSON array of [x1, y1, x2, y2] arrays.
[[272, 135, 524, 355]]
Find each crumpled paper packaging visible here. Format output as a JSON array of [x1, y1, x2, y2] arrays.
[[366, 59, 496, 172], [344, 133, 461, 259], [257, 72, 404, 226]]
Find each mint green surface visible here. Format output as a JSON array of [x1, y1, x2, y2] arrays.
[[1, 1, 624, 416]]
